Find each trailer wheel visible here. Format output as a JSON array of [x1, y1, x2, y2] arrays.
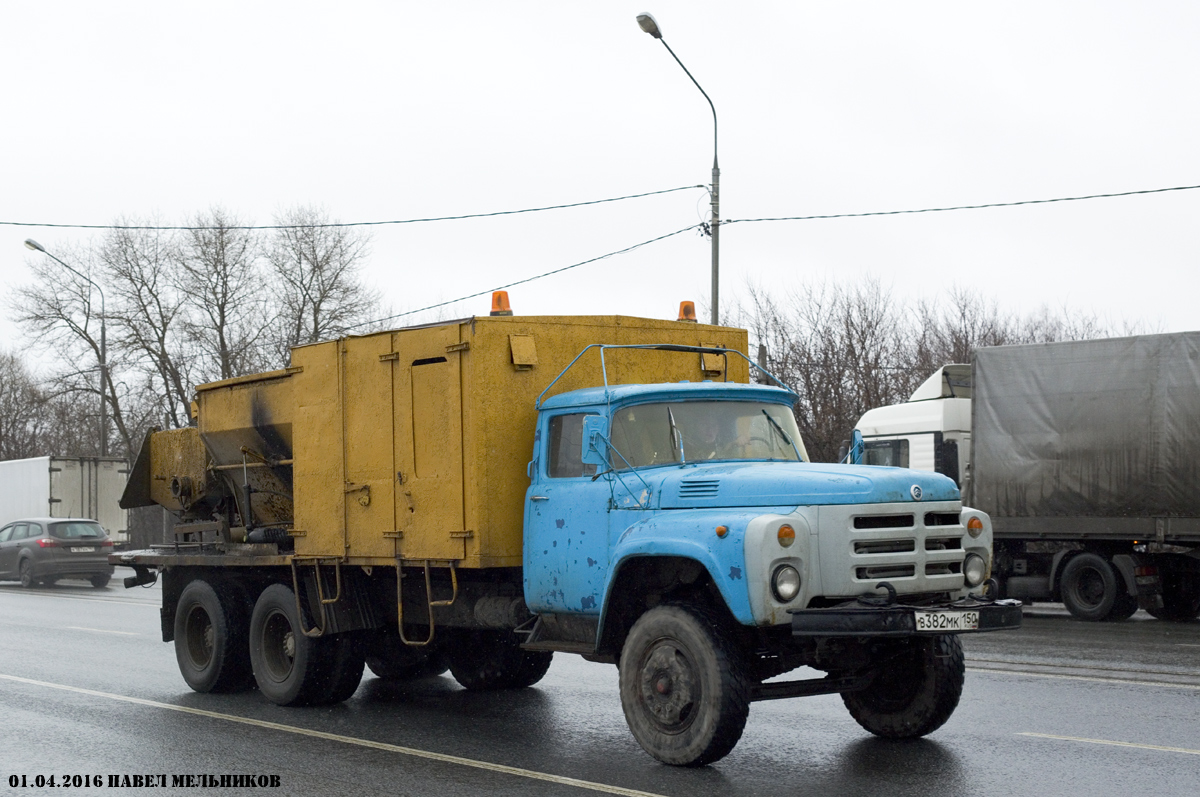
[[1149, 572, 1200, 622], [1060, 553, 1122, 621], [618, 605, 750, 767], [174, 579, 254, 693], [445, 630, 552, 690], [842, 634, 964, 738], [249, 584, 335, 706]]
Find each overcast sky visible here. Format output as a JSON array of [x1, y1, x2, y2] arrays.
[[3, 2, 1198, 359]]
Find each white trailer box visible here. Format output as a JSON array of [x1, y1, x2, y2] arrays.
[[0, 456, 130, 542]]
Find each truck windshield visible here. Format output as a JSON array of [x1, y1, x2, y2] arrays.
[[609, 401, 807, 469]]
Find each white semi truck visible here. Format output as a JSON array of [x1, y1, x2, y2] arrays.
[[851, 333, 1200, 622], [0, 456, 130, 544]]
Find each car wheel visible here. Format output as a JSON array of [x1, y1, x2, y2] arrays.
[[618, 604, 750, 767], [90, 574, 111, 589], [174, 579, 254, 693], [18, 560, 36, 589], [842, 634, 965, 738]]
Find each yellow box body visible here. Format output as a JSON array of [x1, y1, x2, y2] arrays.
[[193, 316, 748, 569]]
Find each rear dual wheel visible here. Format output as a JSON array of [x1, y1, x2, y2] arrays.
[[248, 583, 364, 706], [1147, 571, 1200, 622], [445, 630, 552, 690], [174, 579, 254, 693], [1060, 553, 1137, 622]]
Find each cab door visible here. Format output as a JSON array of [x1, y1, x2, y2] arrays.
[[523, 411, 611, 615]]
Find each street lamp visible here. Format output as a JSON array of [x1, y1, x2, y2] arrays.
[[24, 238, 109, 457], [637, 12, 721, 325]]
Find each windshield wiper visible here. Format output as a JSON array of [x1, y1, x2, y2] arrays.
[[667, 406, 686, 465], [762, 409, 803, 461]]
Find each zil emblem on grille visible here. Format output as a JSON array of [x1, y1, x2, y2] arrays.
[[910, 484, 923, 501]]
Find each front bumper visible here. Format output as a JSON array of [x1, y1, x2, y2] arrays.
[[790, 598, 1023, 637]]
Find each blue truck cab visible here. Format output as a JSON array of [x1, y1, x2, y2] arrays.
[[520, 345, 1021, 766]]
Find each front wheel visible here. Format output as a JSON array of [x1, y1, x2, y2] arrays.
[[842, 634, 964, 738], [18, 560, 36, 589], [618, 605, 750, 767]]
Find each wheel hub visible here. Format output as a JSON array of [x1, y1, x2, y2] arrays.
[[639, 642, 697, 731]]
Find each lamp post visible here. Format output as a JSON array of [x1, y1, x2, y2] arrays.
[[24, 238, 108, 457], [637, 12, 720, 326]]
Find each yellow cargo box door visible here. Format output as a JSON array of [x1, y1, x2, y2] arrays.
[[394, 327, 467, 561]]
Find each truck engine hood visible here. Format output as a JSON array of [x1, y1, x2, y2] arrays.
[[655, 462, 959, 509]]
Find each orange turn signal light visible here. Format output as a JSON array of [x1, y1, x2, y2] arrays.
[[777, 524, 796, 547], [715, 525, 729, 538], [967, 516, 984, 538]]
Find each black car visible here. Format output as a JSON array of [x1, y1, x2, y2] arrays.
[[0, 518, 115, 588]]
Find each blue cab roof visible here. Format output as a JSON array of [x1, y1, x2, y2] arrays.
[[540, 380, 798, 410]]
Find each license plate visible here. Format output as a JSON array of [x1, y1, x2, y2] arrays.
[[914, 610, 979, 631], [72, 546, 96, 553]]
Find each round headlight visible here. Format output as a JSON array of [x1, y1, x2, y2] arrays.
[[963, 553, 987, 587], [772, 565, 801, 602]]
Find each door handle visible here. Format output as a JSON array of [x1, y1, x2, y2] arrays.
[[530, 495, 549, 501]]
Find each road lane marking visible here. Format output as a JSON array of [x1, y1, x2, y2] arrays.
[[1018, 732, 1200, 756], [0, 673, 667, 797], [0, 591, 158, 607], [967, 667, 1200, 690], [64, 626, 140, 636], [967, 656, 1196, 679]]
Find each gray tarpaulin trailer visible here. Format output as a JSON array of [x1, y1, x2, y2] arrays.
[[854, 332, 1200, 621]]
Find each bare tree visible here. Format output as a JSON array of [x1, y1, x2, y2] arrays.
[[0, 351, 48, 459], [10, 244, 139, 456], [267, 206, 379, 361], [100, 223, 195, 429], [174, 208, 274, 381]]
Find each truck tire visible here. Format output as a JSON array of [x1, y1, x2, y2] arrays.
[[174, 579, 254, 693], [90, 574, 111, 589], [1060, 553, 1123, 621], [1148, 572, 1200, 622], [249, 583, 336, 706], [842, 634, 964, 739], [618, 605, 750, 767], [366, 631, 449, 681], [445, 630, 552, 690], [323, 633, 366, 704]]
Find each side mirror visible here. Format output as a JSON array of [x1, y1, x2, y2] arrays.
[[849, 429, 865, 465], [581, 415, 610, 468]]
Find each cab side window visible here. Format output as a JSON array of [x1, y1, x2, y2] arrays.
[[548, 413, 598, 478], [0, 525, 12, 542]]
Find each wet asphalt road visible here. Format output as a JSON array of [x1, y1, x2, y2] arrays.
[[2, 580, 1198, 797]]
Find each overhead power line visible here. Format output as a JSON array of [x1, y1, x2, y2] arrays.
[[724, 184, 1200, 225], [346, 224, 701, 330], [0, 185, 706, 231]]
